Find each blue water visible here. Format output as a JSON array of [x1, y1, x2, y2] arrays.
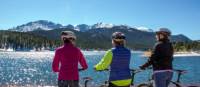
[[0, 51, 200, 86]]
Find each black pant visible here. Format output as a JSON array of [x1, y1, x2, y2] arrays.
[[109, 83, 130, 87], [58, 80, 79, 87]]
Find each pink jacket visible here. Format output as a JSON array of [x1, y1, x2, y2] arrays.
[[52, 43, 88, 80]]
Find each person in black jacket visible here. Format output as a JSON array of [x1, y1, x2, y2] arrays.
[[140, 28, 174, 87]]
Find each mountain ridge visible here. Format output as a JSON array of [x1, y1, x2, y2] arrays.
[[27, 27, 191, 49], [9, 20, 154, 33], [4, 20, 192, 50]]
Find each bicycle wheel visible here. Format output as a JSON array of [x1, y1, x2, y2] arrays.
[[137, 83, 153, 87]]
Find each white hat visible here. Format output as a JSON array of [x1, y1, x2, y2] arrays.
[[61, 31, 76, 40], [156, 28, 171, 36]]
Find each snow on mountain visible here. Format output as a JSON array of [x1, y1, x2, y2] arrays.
[[136, 27, 154, 32], [75, 24, 91, 32], [10, 20, 63, 32], [92, 22, 114, 29], [64, 24, 74, 29], [9, 20, 155, 33]]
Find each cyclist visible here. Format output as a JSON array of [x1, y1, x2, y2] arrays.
[[140, 28, 174, 87], [52, 31, 88, 87], [94, 32, 132, 87]]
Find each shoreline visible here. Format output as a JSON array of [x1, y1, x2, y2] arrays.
[[2, 83, 200, 87], [1, 50, 200, 57], [174, 51, 200, 57], [141, 51, 200, 57]]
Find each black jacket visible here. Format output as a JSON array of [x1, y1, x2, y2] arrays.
[[142, 41, 174, 71]]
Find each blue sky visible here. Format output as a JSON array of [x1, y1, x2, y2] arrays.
[[0, 0, 199, 40]]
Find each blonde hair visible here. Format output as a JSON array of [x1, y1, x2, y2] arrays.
[[113, 39, 125, 46]]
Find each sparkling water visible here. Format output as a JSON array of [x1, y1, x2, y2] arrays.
[[0, 51, 199, 86]]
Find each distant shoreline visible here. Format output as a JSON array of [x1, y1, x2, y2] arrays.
[[2, 83, 200, 87], [1, 50, 200, 57], [140, 51, 200, 57], [174, 51, 200, 57]]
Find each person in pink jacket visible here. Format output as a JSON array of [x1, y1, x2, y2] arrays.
[[52, 31, 88, 87]]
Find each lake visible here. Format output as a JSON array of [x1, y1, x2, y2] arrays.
[[0, 51, 200, 86]]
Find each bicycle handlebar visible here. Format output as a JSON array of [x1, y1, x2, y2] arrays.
[[95, 68, 144, 74], [94, 67, 187, 74], [79, 68, 86, 71], [82, 77, 93, 81], [130, 69, 143, 73], [173, 69, 187, 74]]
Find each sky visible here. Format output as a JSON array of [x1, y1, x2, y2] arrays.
[[0, 0, 199, 40]]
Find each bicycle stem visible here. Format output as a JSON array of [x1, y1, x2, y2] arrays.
[[84, 80, 89, 87], [131, 71, 136, 86], [177, 72, 182, 83]]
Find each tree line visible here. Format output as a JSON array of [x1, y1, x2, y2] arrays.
[[173, 41, 200, 52], [0, 31, 61, 51], [0, 30, 200, 51]]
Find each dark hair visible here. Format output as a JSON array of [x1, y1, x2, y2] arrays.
[[157, 34, 170, 43], [63, 37, 71, 44]]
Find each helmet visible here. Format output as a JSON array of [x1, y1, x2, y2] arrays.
[[112, 32, 126, 41], [156, 28, 171, 36], [61, 31, 76, 40]]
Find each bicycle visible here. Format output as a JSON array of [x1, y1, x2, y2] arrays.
[[137, 69, 198, 87], [94, 68, 199, 87], [95, 68, 144, 87]]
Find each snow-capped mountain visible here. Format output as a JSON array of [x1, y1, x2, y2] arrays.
[[136, 27, 154, 32], [75, 24, 91, 32], [9, 21, 118, 32], [9, 20, 153, 33], [5, 20, 192, 45], [113, 24, 131, 29], [64, 24, 75, 30], [10, 20, 63, 32], [92, 22, 114, 29]]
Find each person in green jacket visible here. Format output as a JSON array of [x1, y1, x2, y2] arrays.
[[94, 32, 132, 87]]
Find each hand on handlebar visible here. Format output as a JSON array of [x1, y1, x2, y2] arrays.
[[139, 66, 146, 70], [78, 68, 86, 71], [139, 65, 153, 70]]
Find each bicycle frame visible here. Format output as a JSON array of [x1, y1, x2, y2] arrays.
[[137, 69, 188, 87], [130, 69, 143, 86], [79, 68, 93, 87], [95, 68, 143, 87]]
